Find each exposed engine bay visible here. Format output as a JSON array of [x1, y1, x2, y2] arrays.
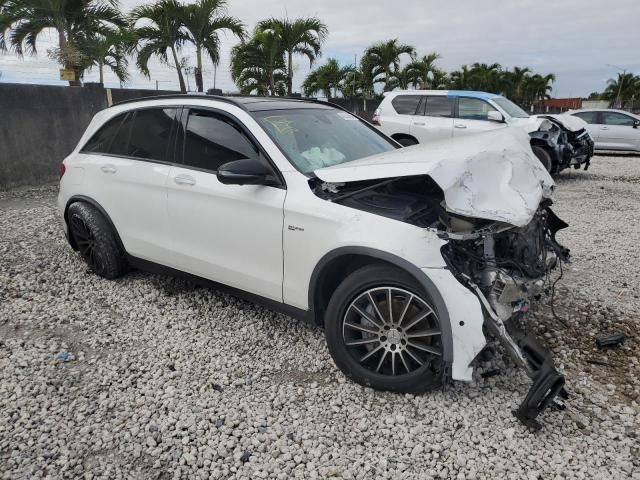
[[313, 174, 571, 429], [533, 115, 595, 173]]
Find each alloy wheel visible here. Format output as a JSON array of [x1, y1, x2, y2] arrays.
[[342, 287, 442, 376], [69, 214, 105, 275]]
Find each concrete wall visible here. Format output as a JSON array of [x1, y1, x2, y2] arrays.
[[0, 83, 179, 189], [0, 84, 381, 189]]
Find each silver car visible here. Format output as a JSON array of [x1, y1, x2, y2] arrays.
[[570, 109, 640, 152]]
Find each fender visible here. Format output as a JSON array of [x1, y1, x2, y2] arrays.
[[309, 246, 453, 371], [64, 195, 126, 253]]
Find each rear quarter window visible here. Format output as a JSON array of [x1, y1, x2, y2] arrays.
[[390, 95, 422, 115], [81, 113, 127, 153]]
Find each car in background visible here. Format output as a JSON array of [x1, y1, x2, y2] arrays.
[[373, 90, 594, 173], [569, 109, 640, 152]]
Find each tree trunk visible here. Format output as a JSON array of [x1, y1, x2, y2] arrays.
[[58, 29, 81, 87], [171, 46, 187, 93], [269, 68, 275, 96], [287, 50, 293, 95], [99, 62, 104, 84], [195, 46, 204, 92]]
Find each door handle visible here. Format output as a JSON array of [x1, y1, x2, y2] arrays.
[[454, 124, 467, 129], [174, 174, 196, 186], [413, 122, 426, 126], [101, 164, 117, 174], [600, 126, 609, 130]]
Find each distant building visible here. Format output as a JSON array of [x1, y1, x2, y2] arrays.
[[541, 97, 582, 113], [582, 100, 610, 109]]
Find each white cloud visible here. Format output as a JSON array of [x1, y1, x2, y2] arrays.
[[1, 0, 638, 96]]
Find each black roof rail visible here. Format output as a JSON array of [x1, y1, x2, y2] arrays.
[[111, 93, 249, 111]]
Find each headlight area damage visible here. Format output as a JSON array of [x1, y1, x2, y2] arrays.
[[312, 129, 572, 429]]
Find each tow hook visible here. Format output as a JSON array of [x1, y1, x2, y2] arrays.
[[463, 275, 566, 430]]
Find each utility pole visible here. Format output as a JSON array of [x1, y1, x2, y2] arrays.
[[607, 64, 627, 108]]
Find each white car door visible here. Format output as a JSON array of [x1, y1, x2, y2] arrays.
[[166, 107, 286, 301], [381, 95, 422, 140], [453, 97, 506, 137], [570, 111, 602, 146], [78, 107, 176, 262], [599, 111, 640, 151], [409, 95, 454, 143]]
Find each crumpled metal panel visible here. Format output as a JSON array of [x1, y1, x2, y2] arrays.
[[314, 128, 554, 227]]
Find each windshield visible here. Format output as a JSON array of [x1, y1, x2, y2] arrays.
[[492, 97, 530, 118], [253, 108, 397, 174]]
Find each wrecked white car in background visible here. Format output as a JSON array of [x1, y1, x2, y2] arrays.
[[373, 90, 595, 173], [59, 96, 570, 431]]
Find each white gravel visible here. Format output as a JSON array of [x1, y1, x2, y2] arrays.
[[1, 155, 639, 479]]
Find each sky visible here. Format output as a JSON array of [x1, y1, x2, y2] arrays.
[[1, 0, 639, 97]]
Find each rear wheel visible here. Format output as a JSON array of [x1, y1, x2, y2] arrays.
[[324, 264, 444, 393], [396, 137, 418, 147], [67, 202, 127, 279], [531, 145, 553, 172]]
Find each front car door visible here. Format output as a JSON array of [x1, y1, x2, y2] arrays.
[[78, 107, 177, 262], [453, 97, 505, 136], [599, 111, 640, 151], [166, 107, 286, 301], [410, 95, 454, 143]]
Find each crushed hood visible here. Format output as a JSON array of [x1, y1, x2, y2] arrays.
[[534, 113, 587, 132], [314, 128, 554, 227]]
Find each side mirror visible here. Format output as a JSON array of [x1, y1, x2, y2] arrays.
[[217, 158, 270, 186], [487, 111, 505, 123], [633, 120, 639, 129]]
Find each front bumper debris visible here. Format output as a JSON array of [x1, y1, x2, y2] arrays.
[[464, 276, 566, 430]]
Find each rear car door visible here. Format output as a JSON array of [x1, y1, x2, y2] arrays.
[[78, 107, 177, 262], [453, 97, 505, 136], [384, 95, 422, 139], [166, 107, 286, 301], [410, 95, 454, 143], [599, 111, 640, 151]]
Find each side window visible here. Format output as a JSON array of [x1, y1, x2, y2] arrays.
[[572, 111, 600, 124], [126, 108, 177, 160], [422, 96, 454, 118], [602, 112, 635, 126], [391, 95, 422, 115], [182, 109, 259, 172], [108, 113, 134, 157], [458, 97, 497, 121], [81, 113, 127, 153]]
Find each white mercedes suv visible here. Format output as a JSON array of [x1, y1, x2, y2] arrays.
[[58, 95, 571, 429]]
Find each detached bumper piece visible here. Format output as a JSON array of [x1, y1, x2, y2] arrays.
[[508, 329, 566, 431], [466, 279, 567, 431]]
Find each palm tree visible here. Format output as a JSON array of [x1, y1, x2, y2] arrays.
[[363, 39, 415, 91], [131, 0, 189, 92], [449, 65, 471, 90], [522, 73, 555, 109], [410, 52, 441, 89], [75, 29, 136, 84], [256, 17, 328, 95], [500, 66, 531, 103], [0, 0, 125, 85], [602, 72, 638, 108], [230, 31, 286, 96], [179, 0, 245, 92], [302, 58, 354, 98]]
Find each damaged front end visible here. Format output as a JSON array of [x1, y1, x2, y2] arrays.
[[439, 204, 570, 429], [312, 129, 573, 429]]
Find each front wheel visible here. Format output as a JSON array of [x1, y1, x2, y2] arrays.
[[324, 265, 444, 393], [531, 145, 553, 172]]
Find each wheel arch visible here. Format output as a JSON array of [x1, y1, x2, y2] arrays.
[[64, 195, 126, 253], [309, 247, 453, 369], [390, 133, 419, 145]]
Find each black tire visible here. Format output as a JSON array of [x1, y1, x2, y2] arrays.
[[531, 145, 553, 172], [324, 264, 444, 393], [67, 202, 127, 279], [396, 137, 418, 147]]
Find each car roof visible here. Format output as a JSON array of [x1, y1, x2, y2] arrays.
[[569, 108, 639, 116], [113, 94, 333, 112], [386, 90, 500, 100]]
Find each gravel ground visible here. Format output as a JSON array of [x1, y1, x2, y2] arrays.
[[1, 155, 638, 479]]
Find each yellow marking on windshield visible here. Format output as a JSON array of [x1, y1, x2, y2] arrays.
[[263, 116, 296, 135]]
